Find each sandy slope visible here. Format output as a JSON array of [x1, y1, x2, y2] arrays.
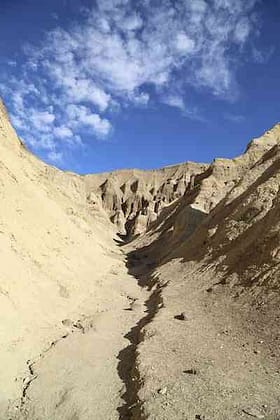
[[125, 125, 280, 419], [0, 101, 147, 419]]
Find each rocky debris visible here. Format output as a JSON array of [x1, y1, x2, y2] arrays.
[[174, 312, 188, 321], [61, 318, 95, 334], [20, 360, 37, 411], [242, 407, 266, 418], [183, 368, 198, 375], [158, 387, 167, 395]]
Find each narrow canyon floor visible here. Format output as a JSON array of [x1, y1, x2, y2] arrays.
[[16, 248, 149, 420], [9, 238, 280, 420]]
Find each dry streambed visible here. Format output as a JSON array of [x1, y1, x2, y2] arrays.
[[9, 240, 280, 420], [10, 249, 153, 420], [9, 241, 168, 420]]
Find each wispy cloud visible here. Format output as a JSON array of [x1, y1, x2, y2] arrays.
[[224, 113, 245, 123], [0, 0, 260, 163], [163, 95, 186, 112]]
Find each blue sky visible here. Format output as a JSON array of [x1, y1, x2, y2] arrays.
[[0, 0, 279, 173]]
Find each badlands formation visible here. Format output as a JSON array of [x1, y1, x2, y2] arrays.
[[0, 98, 280, 419]]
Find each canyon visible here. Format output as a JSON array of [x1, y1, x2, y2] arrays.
[[0, 99, 279, 419]]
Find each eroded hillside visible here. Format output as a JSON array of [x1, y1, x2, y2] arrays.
[[0, 98, 280, 419], [124, 124, 280, 419], [85, 162, 207, 238]]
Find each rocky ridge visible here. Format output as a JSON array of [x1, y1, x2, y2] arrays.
[[85, 162, 207, 237]]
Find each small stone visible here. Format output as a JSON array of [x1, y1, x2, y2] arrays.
[[242, 407, 265, 418], [23, 376, 32, 385], [174, 312, 187, 321], [73, 321, 83, 330], [72, 321, 85, 333], [61, 319, 72, 327], [183, 368, 197, 375], [158, 387, 167, 395]]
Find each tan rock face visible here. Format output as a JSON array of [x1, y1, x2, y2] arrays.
[[86, 123, 280, 247], [85, 162, 208, 237]]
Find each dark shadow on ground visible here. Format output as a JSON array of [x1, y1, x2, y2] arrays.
[[116, 243, 167, 419]]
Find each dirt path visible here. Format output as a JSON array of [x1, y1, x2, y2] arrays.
[[11, 241, 280, 420], [19, 308, 145, 420], [8, 248, 151, 420], [10, 242, 280, 420]]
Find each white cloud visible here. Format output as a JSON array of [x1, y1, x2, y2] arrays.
[[197, 51, 234, 97], [47, 150, 63, 164], [224, 113, 245, 123], [122, 13, 143, 31], [163, 95, 185, 111], [24, 0, 259, 99], [66, 104, 111, 137], [96, 0, 129, 12], [132, 92, 149, 106], [43, 63, 111, 111], [30, 111, 55, 132], [252, 46, 274, 64], [0, 0, 261, 163], [189, 0, 207, 15], [54, 126, 73, 139], [175, 33, 195, 54], [7, 60, 17, 67], [234, 18, 251, 44]]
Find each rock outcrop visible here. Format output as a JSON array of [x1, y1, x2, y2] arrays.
[[85, 163, 207, 237]]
